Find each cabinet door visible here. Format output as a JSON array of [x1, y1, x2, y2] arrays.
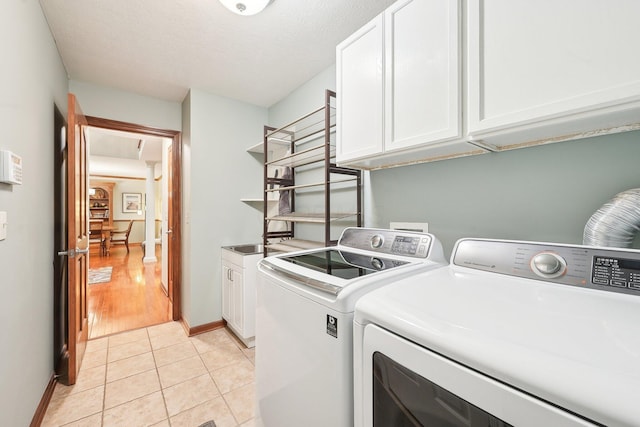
[[221, 263, 232, 323], [468, 0, 640, 137], [231, 269, 244, 332], [384, 0, 461, 152], [337, 14, 384, 163]]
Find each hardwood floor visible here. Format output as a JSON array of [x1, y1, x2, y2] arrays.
[[87, 244, 170, 339]]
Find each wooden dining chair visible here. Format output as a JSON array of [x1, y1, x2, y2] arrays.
[[110, 220, 134, 253], [89, 220, 105, 256]]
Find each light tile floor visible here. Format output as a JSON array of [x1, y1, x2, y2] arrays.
[[42, 322, 256, 427]]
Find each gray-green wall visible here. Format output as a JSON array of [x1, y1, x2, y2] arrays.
[[0, 2, 69, 425], [369, 131, 640, 257], [182, 89, 267, 327], [69, 80, 182, 131]]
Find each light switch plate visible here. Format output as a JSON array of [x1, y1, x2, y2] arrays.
[[0, 211, 6, 240]]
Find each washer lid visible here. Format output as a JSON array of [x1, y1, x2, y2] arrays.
[[278, 248, 410, 280]]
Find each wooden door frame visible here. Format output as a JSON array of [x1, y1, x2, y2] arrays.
[[85, 116, 182, 321]]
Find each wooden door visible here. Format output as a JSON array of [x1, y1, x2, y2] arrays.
[[63, 93, 90, 385], [167, 135, 180, 320], [166, 142, 174, 314], [53, 105, 68, 383]]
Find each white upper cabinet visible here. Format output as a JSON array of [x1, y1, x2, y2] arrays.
[[384, 0, 461, 151], [467, 0, 640, 148], [337, 0, 481, 169], [336, 14, 384, 161], [338, 0, 640, 169]]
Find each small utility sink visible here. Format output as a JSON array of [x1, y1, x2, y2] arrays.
[[224, 244, 264, 255]]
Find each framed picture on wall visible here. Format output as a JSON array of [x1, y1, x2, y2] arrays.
[[122, 193, 142, 213]]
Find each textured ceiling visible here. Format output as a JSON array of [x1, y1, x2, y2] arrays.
[[39, 0, 396, 107]]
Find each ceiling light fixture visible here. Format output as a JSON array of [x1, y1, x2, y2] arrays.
[[218, 0, 272, 16]]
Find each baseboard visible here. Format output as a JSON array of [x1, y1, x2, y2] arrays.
[[180, 318, 226, 337], [30, 374, 57, 427]]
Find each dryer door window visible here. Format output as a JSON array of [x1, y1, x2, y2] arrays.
[[373, 351, 512, 427]]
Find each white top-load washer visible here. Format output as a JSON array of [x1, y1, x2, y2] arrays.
[[255, 227, 447, 427], [354, 238, 640, 427]]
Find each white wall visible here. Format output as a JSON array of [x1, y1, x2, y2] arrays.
[[0, 2, 69, 425], [182, 90, 267, 327], [112, 179, 147, 243]]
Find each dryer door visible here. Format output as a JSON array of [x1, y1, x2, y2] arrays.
[[360, 324, 597, 427]]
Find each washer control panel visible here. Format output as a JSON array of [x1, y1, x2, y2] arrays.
[[592, 256, 640, 290], [338, 227, 436, 259], [453, 238, 640, 296]]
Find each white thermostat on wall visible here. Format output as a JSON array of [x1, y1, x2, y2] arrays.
[[0, 150, 22, 185]]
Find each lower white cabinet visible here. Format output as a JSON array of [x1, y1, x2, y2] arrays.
[[221, 248, 260, 348]]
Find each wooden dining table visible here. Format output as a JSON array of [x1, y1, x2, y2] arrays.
[[101, 225, 115, 256], [90, 219, 115, 256]]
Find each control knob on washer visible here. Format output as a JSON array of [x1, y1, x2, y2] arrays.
[[531, 252, 566, 278], [371, 235, 384, 249]]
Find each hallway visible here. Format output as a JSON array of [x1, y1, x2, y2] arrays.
[[88, 244, 170, 339], [42, 246, 257, 426]]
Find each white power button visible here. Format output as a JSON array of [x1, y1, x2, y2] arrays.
[[371, 235, 384, 249], [531, 252, 566, 278]]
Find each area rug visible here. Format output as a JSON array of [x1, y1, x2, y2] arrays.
[[88, 267, 112, 284]]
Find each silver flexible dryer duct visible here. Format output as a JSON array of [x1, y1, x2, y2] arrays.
[[583, 188, 640, 248]]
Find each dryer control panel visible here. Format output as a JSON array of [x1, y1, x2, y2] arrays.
[[453, 238, 640, 296]]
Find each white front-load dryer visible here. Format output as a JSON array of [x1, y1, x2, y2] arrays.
[[354, 238, 640, 427]]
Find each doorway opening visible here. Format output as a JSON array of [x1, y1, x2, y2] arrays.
[[84, 116, 182, 339]]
